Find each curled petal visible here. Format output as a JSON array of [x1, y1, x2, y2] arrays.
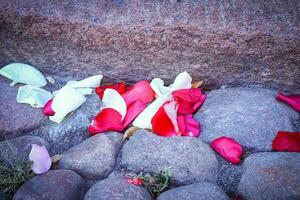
[[172, 88, 206, 115], [276, 92, 300, 112], [122, 100, 147, 130], [43, 99, 55, 116], [67, 75, 103, 88], [177, 114, 200, 137], [211, 137, 243, 164], [170, 71, 192, 92], [17, 85, 52, 108], [122, 80, 155, 105], [150, 78, 170, 97], [29, 144, 52, 174], [102, 89, 127, 120], [272, 131, 300, 152], [89, 108, 123, 135], [95, 82, 126, 99]]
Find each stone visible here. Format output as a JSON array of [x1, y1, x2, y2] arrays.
[[194, 87, 299, 152], [237, 152, 300, 200], [120, 130, 218, 185], [0, 135, 49, 165], [0, 77, 46, 140], [13, 170, 86, 200], [84, 176, 151, 200], [31, 92, 101, 154], [157, 182, 229, 200], [58, 132, 123, 180]]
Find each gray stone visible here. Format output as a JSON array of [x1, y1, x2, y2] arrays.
[[0, 77, 46, 140], [58, 132, 123, 180], [120, 130, 218, 185], [238, 152, 300, 200], [157, 182, 229, 200], [31, 92, 101, 154], [84, 176, 151, 200], [0, 135, 49, 165], [194, 87, 299, 152], [13, 170, 86, 200]]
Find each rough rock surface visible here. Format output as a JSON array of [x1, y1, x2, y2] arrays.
[[0, 135, 49, 165], [0, 77, 47, 140], [58, 132, 123, 180], [120, 130, 218, 185], [31, 92, 101, 154], [84, 176, 151, 200], [194, 87, 299, 152], [1, 1, 299, 92], [157, 182, 229, 200], [238, 152, 300, 200], [13, 170, 86, 200]]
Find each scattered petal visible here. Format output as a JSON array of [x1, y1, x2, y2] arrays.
[[272, 131, 300, 152], [102, 89, 127, 120], [123, 126, 140, 140], [122, 100, 147, 129], [211, 137, 243, 164], [29, 144, 52, 174], [163, 101, 179, 134], [170, 71, 192, 92], [276, 92, 300, 112], [191, 80, 203, 88], [126, 177, 144, 186], [0, 63, 47, 87], [50, 85, 86, 123], [150, 78, 170, 97], [177, 114, 200, 137], [122, 80, 155, 105], [76, 87, 93, 96], [43, 99, 55, 116], [17, 85, 52, 108], [67, 75, 103, 88], [95, 82, 126, 99]]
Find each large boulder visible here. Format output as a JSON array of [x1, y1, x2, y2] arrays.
[[120, 130, 218, 185], [237, 152, 300, 200], [0, 1, 299, 92], [58, 132, 123, 180], [194, 87, 299, 152]]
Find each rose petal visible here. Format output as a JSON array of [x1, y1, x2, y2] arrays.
[[126, 177, 144, 186], [170, 71, 192, 92], [43, 99, 55, 116], [122, 80, 155, 105], [276, 92, 300, 112], [95, 82, 126, 99], [29, 144, 52, 174], [16, 85, 52, 108], [177, 114, 200, 137], [102, 89, 127, 120], [172, 88, 206, 115], [150, 78, 170, 97], [89, 108, 123, 135], [211, 137, 243, 164], [122, 100, 147, 130], [272, 131, 300, 152], [67, 75, 103, 88], [163, 101, 179, 134]]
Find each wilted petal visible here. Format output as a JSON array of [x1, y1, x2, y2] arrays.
[[29, 144, 52, 174], [150, 78, 170, 97], [67, 75, 103, 88], [17, 85, 52, 108], [88, 108, 123, 135], [50, 85, 86, 123], [102, 89, 127, 120], [172, 88, 206, 115], [211, 137, 243, 164], [272, 131, 300, 152], [170, 71, 192, 92], [0, 63, 47, 87], [276, 92, 300, 112], [122, 100, 147, 130], [95, 82, 126, 99], [122, 80, 155, 105], [177, 114, 200, 137], [43, 99, 55, 116]]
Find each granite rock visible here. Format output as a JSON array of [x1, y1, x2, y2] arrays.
[[194, 87, 299, 152], [237, 152, 300, 200], [58, 132, 123, 180], [120, 130, 218, 185]]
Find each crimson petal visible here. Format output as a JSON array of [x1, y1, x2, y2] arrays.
[[272, 131, 300, 152], [122, 100, 147, 130], [211, 136, 243, 164], [276, 92, 300, 112], [177, 114, 200, 137], [43, 99, 55, 116], [95, 82, 126, 99]]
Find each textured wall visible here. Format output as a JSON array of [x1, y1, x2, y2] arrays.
[[0, 0, 299, 92]]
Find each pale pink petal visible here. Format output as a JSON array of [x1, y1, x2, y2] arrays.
[[163, 101, 179, 134], [29, 144, 52, 174], [170, 71, 192, 92], [177, 114, 200, 137]]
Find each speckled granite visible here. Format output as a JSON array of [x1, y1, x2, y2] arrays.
[[0, 0, 299, 92]]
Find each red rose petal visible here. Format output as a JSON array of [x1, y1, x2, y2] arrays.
[[272, 131, 300, 152], [172, 88, 206, 115], [211, 137, 243, 164], [88, 108, 123, 135], [126, 177, 144, 186], [122, 80, 155, 106], [95, 82, 126, 99], [43, 99, 55, 116], [122, 100, 147, 130], [276, 92, 300, 112], [177, 114, 200, 137]]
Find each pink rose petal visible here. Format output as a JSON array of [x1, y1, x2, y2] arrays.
[[29, 144, 52, 174], [122, 100, 147, 130], [43, 99, 55, 116], [122, 80, 155, 105], [177, 114, 200, 137], [276, 92, 300, 112], [272, 131, 300, 152]]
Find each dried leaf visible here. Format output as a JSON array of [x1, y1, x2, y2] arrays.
[[123, 126, 140, 140], [51, 154, 62, 164], [191, 80, 203, 88]]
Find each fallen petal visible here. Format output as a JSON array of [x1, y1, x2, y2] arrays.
[[122, 80, 155, 105], [122, 100, 147, 130], [0, 63, 47, 87], [95, 82, 126, 99], [102, 89, 127, 120], [150, 78, 170, 97], [126, 177, 144, 186], [177, 114, 200, 137], [76, 88, 93, 96], [67, 75, 103, 88], [272, 131, 300, 152], [276, 92, 300, 112], [17, 85, 52, 108], [43, 99, 55, 116], [29, 144, 52, 174], [163, 101, 179, 134], [170, 71, 192, 92], [211, 137, 243, 164]]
